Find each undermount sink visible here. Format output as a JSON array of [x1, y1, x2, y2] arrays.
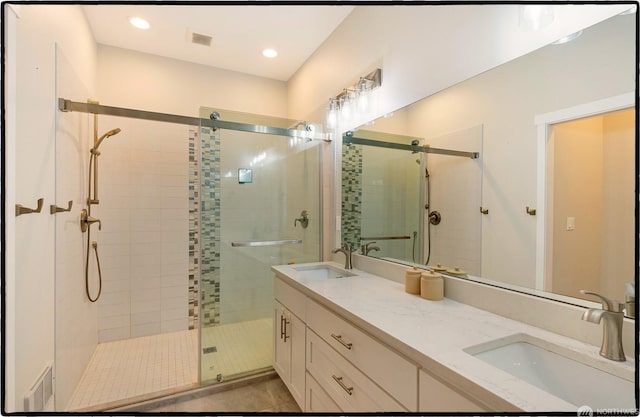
[[292, 264, 356, 280], [464, 334, 634, 409]]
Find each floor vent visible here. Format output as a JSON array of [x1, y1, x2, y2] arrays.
[[23, 363, 54, 412]]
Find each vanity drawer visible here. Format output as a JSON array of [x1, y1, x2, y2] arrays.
[[306, 299, 418, 410], [306, 329, 406, 412], [274, 277, 306, 320], [306, 372, 341, 412]]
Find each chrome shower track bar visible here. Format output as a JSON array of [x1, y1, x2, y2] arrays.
[[343, 133, 479, 159], [58, 98, 332, 142]]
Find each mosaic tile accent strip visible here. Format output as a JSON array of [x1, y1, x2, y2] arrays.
[[341, 143, 363, 249], [188, 128, 200, 330], [199, 127, 221, 328]]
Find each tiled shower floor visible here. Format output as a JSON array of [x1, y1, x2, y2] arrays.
[[67, 318, 273, 411]]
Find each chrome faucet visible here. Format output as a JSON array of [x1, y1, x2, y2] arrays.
[[580, 290, 626, 361], [333, 243, 353, 270], [360, 242, 381, 256]]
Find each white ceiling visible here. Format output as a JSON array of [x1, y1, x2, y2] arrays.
[[82, 5, 355, 82]]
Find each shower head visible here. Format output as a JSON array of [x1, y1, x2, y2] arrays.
[[92, 128, 121, 152]]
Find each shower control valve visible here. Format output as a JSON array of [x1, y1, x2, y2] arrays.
[[80, 208, 102, 232]]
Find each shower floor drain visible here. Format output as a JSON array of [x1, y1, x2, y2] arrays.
[[203, 346, 218, 354]]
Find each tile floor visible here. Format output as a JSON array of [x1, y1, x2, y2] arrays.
[[67, 318, 273, 411], [201, 318, 273, 382], [122, 373, 302, 413]]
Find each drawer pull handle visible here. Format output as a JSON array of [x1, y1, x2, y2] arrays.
[[331, 333, 353, 350], [332, 375, 354, 395]]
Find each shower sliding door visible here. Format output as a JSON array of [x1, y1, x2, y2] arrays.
[[196, 108, 321, 384]]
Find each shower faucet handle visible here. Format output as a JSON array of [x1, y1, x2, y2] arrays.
[[294, 210, 310, 228], [80, 209, 102, 232]]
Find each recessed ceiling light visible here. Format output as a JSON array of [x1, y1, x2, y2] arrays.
[[129, 17, 150, 30], [262, 48, 278, 58]]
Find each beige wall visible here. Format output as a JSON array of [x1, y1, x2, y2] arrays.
[[550, 109, 634, 301], [600, 109, 635, 299], [551, 116, 604, 298]]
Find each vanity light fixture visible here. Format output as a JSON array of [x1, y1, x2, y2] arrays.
[[262, 48, 278, 58], [129, 17, 150, 30], [326, 68, 382, 131]]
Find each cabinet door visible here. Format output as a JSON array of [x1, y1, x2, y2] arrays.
[[273, 302, 290, 382], [288, 313, 306, 408], [419, 370, 487, 412]]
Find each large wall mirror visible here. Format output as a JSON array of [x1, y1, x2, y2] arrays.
[[340, 11, 636, 317]]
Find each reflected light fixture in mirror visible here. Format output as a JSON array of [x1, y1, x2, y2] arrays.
[[519, 5, 554, 31], [552, 30, 582, 45], [262, 48, 278, 58], [129, 17, 150, 30]]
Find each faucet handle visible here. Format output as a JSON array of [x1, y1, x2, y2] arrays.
[[580, 290, 624, 313]]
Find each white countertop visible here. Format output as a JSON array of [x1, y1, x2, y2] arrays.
[[272, 262, 636, 412]]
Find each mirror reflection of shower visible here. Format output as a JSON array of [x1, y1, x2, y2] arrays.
[[83, 119, 121, 303]]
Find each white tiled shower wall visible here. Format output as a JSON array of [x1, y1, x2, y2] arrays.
[[96, 116, 190, 342]]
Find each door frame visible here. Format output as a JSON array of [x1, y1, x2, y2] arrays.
[[533, 92, 635, 290]]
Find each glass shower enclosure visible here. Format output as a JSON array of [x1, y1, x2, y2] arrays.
[[195, 107, 322, 384], [54, 94, 324, 410]]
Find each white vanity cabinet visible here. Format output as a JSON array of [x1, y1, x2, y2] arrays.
[[306, 329, 407, 411], [306, 299, 418, 411], [273, 274, 444, 413], [419, 369, 488, 412], [273, 280, 306, 409]]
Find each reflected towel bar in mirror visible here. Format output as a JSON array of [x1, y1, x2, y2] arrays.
[[360, 236, 411, 241], [231, 239, 302, 247]]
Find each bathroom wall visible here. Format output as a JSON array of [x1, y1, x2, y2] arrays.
[[94, 45, 289, 341], [5, 4, 98, 412], [600, 110, 635, 298]]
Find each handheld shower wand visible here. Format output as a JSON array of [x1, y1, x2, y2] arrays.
[[88, 128, 121, 206]]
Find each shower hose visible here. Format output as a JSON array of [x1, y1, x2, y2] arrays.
[[85, 222, 103, 303]]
